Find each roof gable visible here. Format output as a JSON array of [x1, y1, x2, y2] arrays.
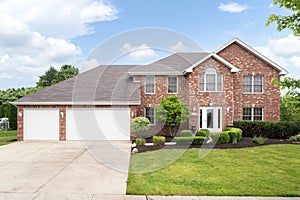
[[215, 38, 288, 75], [184, 53, 240, 74]]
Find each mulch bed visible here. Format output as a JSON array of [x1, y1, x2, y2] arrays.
[[135, 137, 297, 153]]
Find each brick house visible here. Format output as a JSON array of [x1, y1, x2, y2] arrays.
[[13, 38, 287, 141]]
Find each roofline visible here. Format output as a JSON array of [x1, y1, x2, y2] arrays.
[[215, 38, 288, 75], [184, 53, 240, 74], [11, 101, 141, 106], [128, 71, 183, 76]]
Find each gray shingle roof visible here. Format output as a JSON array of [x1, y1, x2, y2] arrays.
[[128, 52, 209, 75], [14, 65, 141, 105]]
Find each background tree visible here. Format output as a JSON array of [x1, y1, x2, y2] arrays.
[[155, 96, 190, 136], [130, 117, 150, 138], [54, 65, 79, 83], [36, 66, 58, 87], [266, 0, 300, 36]]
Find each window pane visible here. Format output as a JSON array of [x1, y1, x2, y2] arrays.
[[200, 109, 202, 128], [168, 76, 177, 93], [200, 74, 204, 91], [145, 76, 154, 93], [218, 109, 221, 129], [206, 74, 215, 91], [207, 109, 213, 128], [243, 76, 252, 93], [254, 76, 263, 93], [217, 74, 222, 91], [253, 108, 263, 121], [145, 107, 155, 124], [243, 108, 252, 120]]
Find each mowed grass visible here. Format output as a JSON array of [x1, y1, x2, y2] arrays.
[[0, 130, 17, 146], [127, 145, 300, 196]]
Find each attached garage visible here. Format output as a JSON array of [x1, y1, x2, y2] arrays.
[[24, 108, 59, 140], [66, 108, 130, 140]]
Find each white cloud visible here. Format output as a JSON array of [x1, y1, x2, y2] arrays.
[[0, 0, 117, 39], [169, 41, 187, 52], [81, 58, 100, 72], [218, 2, 248, 13], [120, 43, 158, 60], [255, 34, 300, 79]]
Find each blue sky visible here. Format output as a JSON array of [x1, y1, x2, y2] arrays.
[[0, 0, 299, 89]]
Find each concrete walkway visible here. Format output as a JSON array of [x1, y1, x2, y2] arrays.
[[0, 141, 132, 199]]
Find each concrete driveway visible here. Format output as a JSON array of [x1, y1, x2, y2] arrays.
[[0, 141, 136, 200]]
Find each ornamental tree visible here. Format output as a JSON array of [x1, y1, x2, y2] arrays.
[[155, 95, 190, 136]]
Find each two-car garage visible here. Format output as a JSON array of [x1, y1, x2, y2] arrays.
[[23, 108, 131, 141]]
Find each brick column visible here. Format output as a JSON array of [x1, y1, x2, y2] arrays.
[[59, 107, 66, 141], [17, 106, 24, 141]]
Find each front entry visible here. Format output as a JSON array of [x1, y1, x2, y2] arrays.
[[199, 107, 222, 132]]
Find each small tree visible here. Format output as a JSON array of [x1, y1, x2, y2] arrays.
[[130, 117, 150, 138], [155, 96, 190, 136]]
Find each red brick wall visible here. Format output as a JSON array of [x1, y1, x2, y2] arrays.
[[218, 42, 281, 121]]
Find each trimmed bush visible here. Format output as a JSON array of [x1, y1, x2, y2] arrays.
[[209, 133, 222, 144], [195, 130, 207, 137], [289, 134, 300, 142], [220, 131, 230, 143], [253, 136, 265, 145], [135, 138, 146, 146], [153, 136, 166, 145], [225, 127, 242, 141], [192, 136, 206, 145], [174, 137, 194, 145], [180, 130, 193, 137], [234, 120, 300, 139]]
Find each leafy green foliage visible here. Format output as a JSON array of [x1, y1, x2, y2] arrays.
[[36, 65, 79, 87], [152, 136, 166, 145], [192, 136, 206, 145], [135, 138, 146, 146], [266, 0, 300, 36], [180, 130, 193, 137], [174, 137, 193, 145], [289, 134, 300, 142], [253, 136, 266, 145], [131, 117, 150, 138], [195, 129, 209, 137], [155, 96, 190, 136], [234, 120, 300, 139]]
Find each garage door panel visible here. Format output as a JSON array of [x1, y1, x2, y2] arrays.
[[66, 109, 130, 140], [24, 109, 59, 140]]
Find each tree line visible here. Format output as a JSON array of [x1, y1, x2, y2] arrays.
[[0, 65, 79, 130]]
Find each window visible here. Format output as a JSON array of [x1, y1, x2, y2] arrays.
[[243, 76, 263, 93], [243, 107, 263, 121], [168, 76, 178, 94], [200, 68, 222, 92], [145, 76, 155, 94], [145, 107, 155, 124]]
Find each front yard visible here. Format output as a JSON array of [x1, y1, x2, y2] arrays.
[[0, 130, 17, 146], [127, 144, 300, 196]]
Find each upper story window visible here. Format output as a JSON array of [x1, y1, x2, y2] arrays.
[[243, 76, 263, 93], [200, 67, 222, 92], [145, 107, 155, 124], [145, 76, 155, 94], [243, 107, 263, 121], [168, 76, 178, 94]]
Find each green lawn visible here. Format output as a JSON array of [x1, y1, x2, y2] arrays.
[[0, 130, 17, 146], [127, 145, 300, 196]]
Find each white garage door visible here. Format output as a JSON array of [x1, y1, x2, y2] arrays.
[[66, 108, 130, 140], [24, 108, 59, 140]]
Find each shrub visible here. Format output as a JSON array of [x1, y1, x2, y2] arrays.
[[195, 130, 207, 137], [192, 136, 206, 145], [220, 131, 230, 143], [135, 138, 146, 146], [153, 136, 166, 146], [225, 127, 242, 141], [130, 117, 150, 138], [233, 121, 300, 139], [174, 137, 194, 145], [289, 134, 300, 142], [180, 130, 193, 137], [209, 133, 222, 144], [228, 131, 238, 144], [253, 136, 266, 145]]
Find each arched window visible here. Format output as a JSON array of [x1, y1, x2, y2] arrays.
[[200, 67, 222, 92]]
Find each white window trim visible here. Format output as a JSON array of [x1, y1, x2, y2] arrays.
[[243, 107, 264, 121], [145, 76, 155, 94], [145, 107, 155, 125], [200, 71, 223, 92], [243, 76, 264, 94], [167, 76, 178, 94]]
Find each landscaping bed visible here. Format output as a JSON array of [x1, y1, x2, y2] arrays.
[[136, 137, 295, 153]]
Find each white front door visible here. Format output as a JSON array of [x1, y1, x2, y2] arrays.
[[199, 107, 222, 132]]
